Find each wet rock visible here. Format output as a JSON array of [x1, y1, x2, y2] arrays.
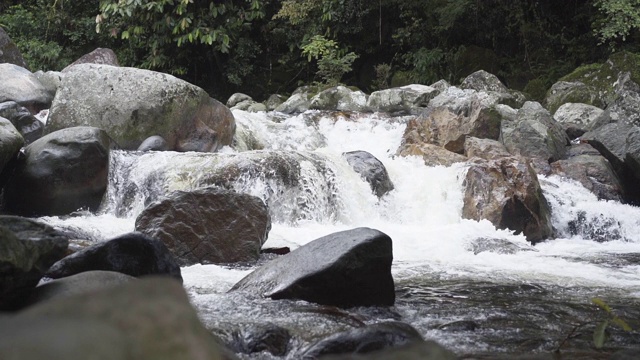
[[343, 150, 394, 197], [265, 94, 286, 110], [3, 127, 112, 216], [275, 92, 311, 114], [462, 157, 553, 244], [437, 320, 480, 331], [316, 340, 456, 360], [0, 63, 52, 113], [466, 237, 537, 255], [367, 85, 439, 114], [28, 271, 134, 305], [300, 321, 422, 359], [551, 152, 624, 202], [230, 227, 395, 308], [553, 103, 603, 136], [46, 64, 235, 152], [231, 323, 291, 356], [1, 277, 234, 359], [500, 101, 570, 164], [566, 210, 623, 242], [0, 27, 29, 69], [396, 143, 467, 167], [581, 122, 634, 172], [0, 117, 24, 173], [310, 86, 368, 112], [0, 216, 69, 310], [135, 187, 271, 266], [62, 48, 119, 71], [0, 101, 44, 143], [463, 137, 511, 161], [45, 232, 182, 282], [227, 93, 253, 107], [137, 135, 169, 151]]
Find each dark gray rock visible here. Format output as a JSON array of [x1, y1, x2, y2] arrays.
[[45, 232, 182, 282], [0, 101, 44, 143], [367, 85, 439, 114], [135, 187, 271, 266], [0, 216, 69, 310], [500, 101, 570, 164], [230, 227, 395, 308], [300, 321, 423, 359], [3, 126, 112, 216], [28, 271, 134, 305], [463, 157, 553, 244], [228, 323, 291, 356], [316, 340, 456, 360], [310, 86, 368, 112], [551, 152, 624, 202], [0, 117, 24, 174], [343, 151, 394, 197], [137, 135, 169, 151], [62, 48, 119, 71], [46, 64, 235, 152], [3, 277, 235, 359], [0, 27, 28, 69], [265, 94, 286, 111]]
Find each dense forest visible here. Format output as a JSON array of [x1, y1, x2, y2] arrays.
[[2, 0, 640, 101]]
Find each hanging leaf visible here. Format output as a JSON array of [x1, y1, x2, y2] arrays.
[[593, 320, 609, 349], [592, 298, 613, 314]]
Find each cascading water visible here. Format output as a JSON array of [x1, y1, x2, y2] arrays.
[[39, 109, 640, 357]]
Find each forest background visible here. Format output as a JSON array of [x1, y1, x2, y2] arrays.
[[1, 0, 639, 102]]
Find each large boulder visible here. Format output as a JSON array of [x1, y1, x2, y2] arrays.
[[0, 27, 28, 68], [553, 102, 604, 139], [230, 227, 395, 308], [0, 117, 24, 173], [343, 150, 394, 197], [135, 187, 271, 266], [396, 143, 467, 167], [46, 64, 235, 151], [310, 86, 368, 112], [0, 63, 52, 113], [551, 144, 624, 202], [0, 277, 234, 360], [28, 271, 134, 305], [367, 85, 439, 113], [300, 321, 423, 359], [544, 81, 603, 114], [0, 101, 44, 143], [459, 70, 526, 108], [500, 101, 570, 165], [45, 232, 182, 282], [400, 99, 503, 154], [0, 216, 69, 310], [275, 93, 311, 114], [62, 48, 120, 71], [3, 127, 112, 216], [462, 157, 553, 244]]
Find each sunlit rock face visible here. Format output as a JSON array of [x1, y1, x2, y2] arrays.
[[46, 64, 234, 152]]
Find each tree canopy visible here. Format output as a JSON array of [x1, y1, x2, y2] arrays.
[[1, 0, 639, 100]]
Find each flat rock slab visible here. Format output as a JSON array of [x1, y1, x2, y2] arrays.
[[230, 227, 394, 308]]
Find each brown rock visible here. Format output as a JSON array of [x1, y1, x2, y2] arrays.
[[463, 137, 511, 161], [462, 157, 553, 243], [62, 48, 120, 71], [397, 143, 467, 167], [135, 187, 271, 266]]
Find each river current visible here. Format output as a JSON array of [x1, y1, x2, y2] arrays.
[[39, 110, 640, 357]]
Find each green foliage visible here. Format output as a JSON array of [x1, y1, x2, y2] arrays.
[[373, 63, 392, 90], [301, 35, 357, 86], [591, 298, 632, 349], [593, 0, 640, 47]]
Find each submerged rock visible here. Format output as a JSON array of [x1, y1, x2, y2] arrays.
[[230, 227, 395, 308], [46, 64, 235, 152], [300, 321, 423, 359], [343, 150, 394, 197], [0, 278, 234, 359], [462, 157, 553, 244], [0, 216, 69, 310], [317, 340, 456, 360], [45, 232, 182, 282], [135, 187, 271, 266], [3, 126, 112, 216]]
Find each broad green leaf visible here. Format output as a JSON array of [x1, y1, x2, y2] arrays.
[[592, 298, 613, 314], [593, 320, 609, 349], [611, 317, 633, 332]]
